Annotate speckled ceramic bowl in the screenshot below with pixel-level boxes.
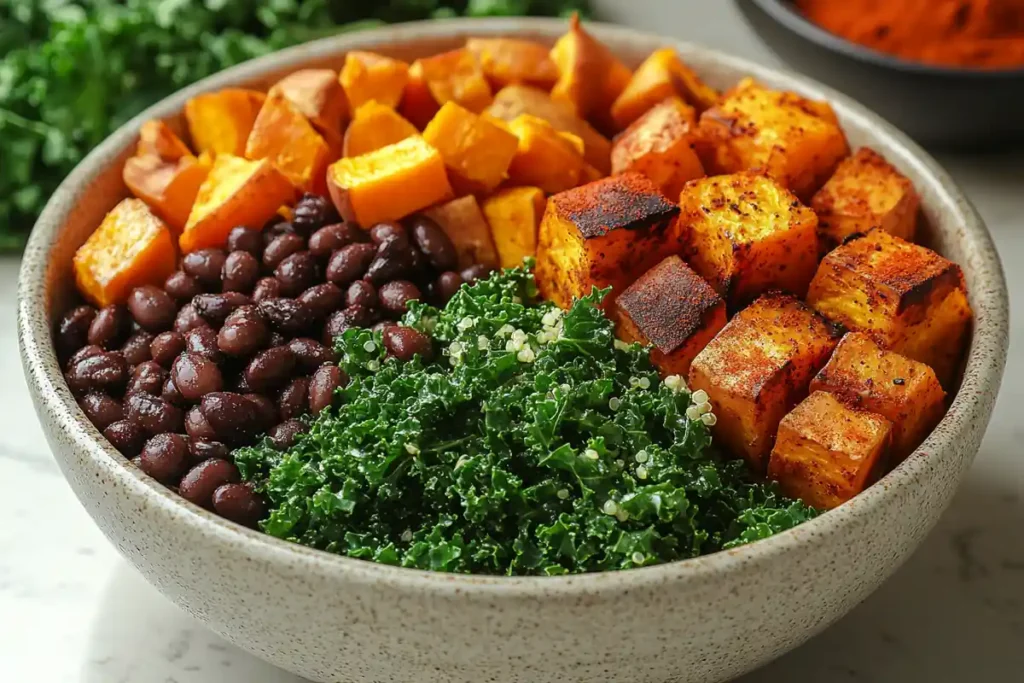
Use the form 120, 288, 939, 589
17, 18, 1009, 683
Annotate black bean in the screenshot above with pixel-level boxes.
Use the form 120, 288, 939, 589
434, 271, 464, 304
185, 405, 217, 440
461, 263, 494, 284
244, 346, 296, 392
66, 351, 128, 394
172, 353, 224, 401
405, 243, 426, 278
164, 271, 203, 302
182, 248, 227, 289
309, 364, 345, 414
269, 419, 308, 450
103, 420, 146, 457
217, 308, 269, 357
383, 326, 433, 361
56, 305, 97, 361
226, 226, 263, 256
79, 392, 124, 431
173, 303, 209, 334
365, 246, 413, 285
287, 338, 334, 372
179, 458, 239, 509
378, 280, 421, 316
233, 372, 253, 393
67, 344, 103, 371
185, 326, 223, 364
127, 285, 177, 332
127, 361, 167, 396
345, 279, 378, 310
150, 331, 186, 368
193, 292, 251, 326
309, 223, 360, 256
139, 433, 190, 484
251, 276, 282, 303
262, 218, 294, 246
297, 282, 344, 320
323, 305, 370, 345
212, 483, 265, 528
263, 233, 306, 271
268, 332, 287, 348
369, 221, 409, 249
326, 242, 376, 286
162, 376, 187, 407
121, 330, 154, 366
187, 438, 229, 464
291, 193, 336, 235
257, 298, 314, 335
200, 392, 261, 446
278, 377, 309, 420
221, 250, 260, 293
88, 304, 131, 349
244, 393, 279, 426
125, 392, 183, 435
409, 214, 458, 271
274, 251, 320, 297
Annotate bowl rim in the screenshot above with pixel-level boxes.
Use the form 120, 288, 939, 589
18, 16, 1009, 596
748, 0, 1024, 78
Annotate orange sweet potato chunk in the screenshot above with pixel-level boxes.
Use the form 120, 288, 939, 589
74, 199, 178, 308
423, 101, 519, 195
549, 14, 632, 129
136, 120, 192, 161
269, 68, 349, 148
423, 195, 500, 270
123, 155, 210, 233
506, 114, 594, 194
245, 91, 333, 194
184, 89, 265, 157
181, 155, 296, 253
411, 48, 493, 114
466, 37, 560, 89
327, 135, 454, 228
482, 186, 547, 269
343, 101, 419, 158
339, 51, 410, 114
611, 48, 719, 130
399, 61, 442, 130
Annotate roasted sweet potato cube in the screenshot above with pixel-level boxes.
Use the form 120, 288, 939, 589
343, 101, 419, 158
482, 186, 547, 269
610, 48, 718, 130
245, 92, 333, 194
811, 147, 920, 252
768, 391, 892, 509
423, 102, 519, 195
422, 195, 499, 270
410, 48, 493, 115
806, 229, 972, 386
123, 155, 210, 233
615, 256, 726, 377
269, 69, 348, 147
327, 135, 453, 228
184, 89, 265, 157
675, 173, 819, 308
486, 85, 611, 174
399, 62, 442, 130
696, 78, 849, 199
549, 14, 632, 130
74, 199, 178, 308
536, 173, 680, 309
136, 120, 192, 161
506, 115, 595, 194
339, 51, 410, 114
810, 332, 945, 461
688, 293, 842, 470
611, 97, 704, 200
181, 155, 295, 253
466, 37, 560, 89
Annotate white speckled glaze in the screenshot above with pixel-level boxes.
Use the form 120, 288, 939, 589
17, 18, 1009, 683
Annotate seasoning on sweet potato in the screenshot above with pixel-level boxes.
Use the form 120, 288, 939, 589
327, 135, 453, 229
486, 85, 612, 174
269, 68, 349, 148
184, 89, 265, 157
409, 48, 493, 115
422, 101, 519, 195
136, 120, 192, 161
611, 48, 719, 130
245, 91, 333, 194
466, 37, 560, 89
123, 154, 210, 233
74, 198, 178, 308
339, 51, 410, 114
610, 96, 704, 200
549, 14, 632, 130
343, 101, 419, 158
506, 114, 594, 194
399, 62, 442, 130
422, 195, 499, 269
180, 154, 296, 253
481, 186, 547, 269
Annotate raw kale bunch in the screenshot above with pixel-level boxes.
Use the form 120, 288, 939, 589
234, 267, 816, 575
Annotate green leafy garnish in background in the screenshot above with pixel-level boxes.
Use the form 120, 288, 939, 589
0, 0, 590, 250
234, 266, 817, 576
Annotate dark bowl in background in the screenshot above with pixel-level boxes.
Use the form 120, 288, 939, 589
735, 0, 1024, 148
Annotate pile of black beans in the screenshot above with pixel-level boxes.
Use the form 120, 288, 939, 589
55, 193, 491, 528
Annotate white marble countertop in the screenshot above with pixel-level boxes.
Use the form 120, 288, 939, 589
3, 2, 1022, 681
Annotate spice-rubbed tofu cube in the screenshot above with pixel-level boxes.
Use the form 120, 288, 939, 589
675, 173, 819, 308
611, 97, 705, 201
812, 147, 920, 252
806, 229, 972, 387
768, 391, 892, 510
615, 255, 726, 377
696, 78, 849, 199
688, 293, 842, 470
536, 173, 680, 309
810, 332, 946, 462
